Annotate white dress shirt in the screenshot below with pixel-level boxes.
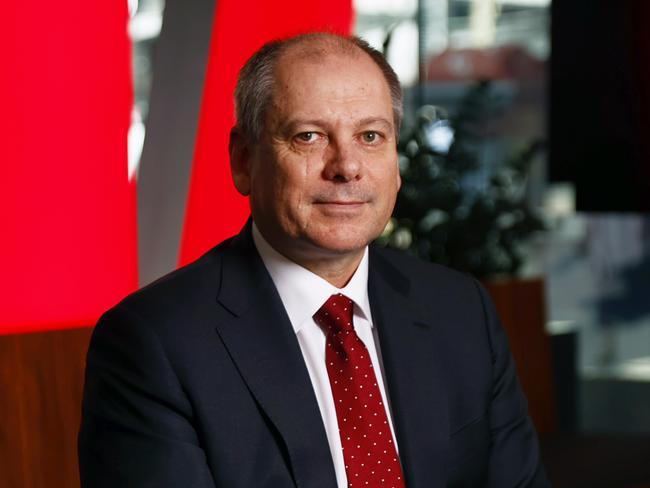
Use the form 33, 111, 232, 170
251, 223, 399, 488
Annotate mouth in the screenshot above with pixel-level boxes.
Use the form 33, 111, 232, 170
313, 200, 368, 210
313, 201, 368, 216
314, 201, 366, 205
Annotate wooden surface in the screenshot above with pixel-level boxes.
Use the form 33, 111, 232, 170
540, 435, 650, 488
484, 278, 556, 434
0, 327, 93, 488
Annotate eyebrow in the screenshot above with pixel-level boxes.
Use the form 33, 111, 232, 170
355, 117, 394, 132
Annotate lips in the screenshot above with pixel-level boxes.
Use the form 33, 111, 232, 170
315, 201, 366, 205
313, 201, 368, 217
313, 194, 371, 206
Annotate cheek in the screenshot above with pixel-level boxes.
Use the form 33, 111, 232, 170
371, 164, 400, 216
278, 151, 321, 195
268, 159, 318, 222
371, 159, 400, 190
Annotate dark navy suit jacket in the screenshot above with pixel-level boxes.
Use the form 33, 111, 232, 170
79, 224, 549, 487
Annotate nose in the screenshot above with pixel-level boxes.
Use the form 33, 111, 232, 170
323, 139, 362, 183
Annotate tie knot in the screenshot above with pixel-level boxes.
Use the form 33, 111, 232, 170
314, 293, 354, 333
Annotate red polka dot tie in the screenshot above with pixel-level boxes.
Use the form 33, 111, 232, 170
314, 293, 406, 488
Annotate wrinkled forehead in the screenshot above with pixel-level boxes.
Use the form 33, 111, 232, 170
271, 46, 387, 106
279, 36, 362, 65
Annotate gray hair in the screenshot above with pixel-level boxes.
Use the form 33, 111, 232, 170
234, 33, 403, 143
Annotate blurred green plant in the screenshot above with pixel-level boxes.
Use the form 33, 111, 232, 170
379, 81, 545, 278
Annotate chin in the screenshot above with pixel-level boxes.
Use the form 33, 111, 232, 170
305, 230, 376, 256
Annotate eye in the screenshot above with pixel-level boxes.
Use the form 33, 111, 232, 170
295, 132, 318, 143
361, 131, 381, 144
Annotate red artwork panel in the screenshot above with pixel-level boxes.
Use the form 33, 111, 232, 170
1, 2, 137, 334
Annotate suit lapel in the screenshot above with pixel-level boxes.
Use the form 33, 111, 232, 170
368, 247, 450, 488
213, 227, 337, 488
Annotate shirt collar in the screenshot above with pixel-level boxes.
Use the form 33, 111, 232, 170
252, 222, 372, 334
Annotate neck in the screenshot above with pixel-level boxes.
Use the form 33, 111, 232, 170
252, 224, 365, 288
292, 250, 365, 288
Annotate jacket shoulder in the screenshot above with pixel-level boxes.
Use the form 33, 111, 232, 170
370, 244, 478, 293
107, 237, 235, 325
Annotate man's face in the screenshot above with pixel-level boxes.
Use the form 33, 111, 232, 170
232, 49, 400, 264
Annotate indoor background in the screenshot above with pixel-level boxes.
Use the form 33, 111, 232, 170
2, 1, 649, 487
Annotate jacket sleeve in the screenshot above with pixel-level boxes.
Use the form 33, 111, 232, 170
78, 304, 216, 488
474, 281, 551, 487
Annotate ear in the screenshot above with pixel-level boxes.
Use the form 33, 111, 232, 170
229, 127, 251, 196
395, 158, 402, 191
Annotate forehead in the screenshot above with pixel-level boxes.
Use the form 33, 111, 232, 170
270, 47, 392, 119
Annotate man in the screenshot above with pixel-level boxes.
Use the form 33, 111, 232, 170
79, 33, 549, 487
